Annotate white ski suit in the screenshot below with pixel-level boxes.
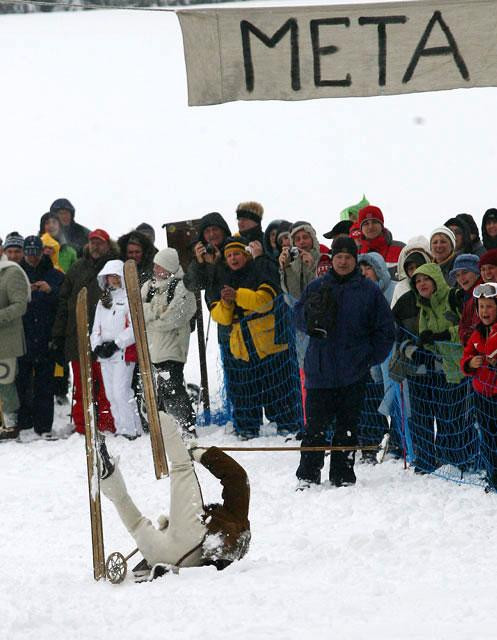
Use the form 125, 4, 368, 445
90, 260, 142, 438
101, 412, 207, 567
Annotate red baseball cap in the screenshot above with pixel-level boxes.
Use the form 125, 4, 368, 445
88, 229, 110, 243
349, 222, 362, 239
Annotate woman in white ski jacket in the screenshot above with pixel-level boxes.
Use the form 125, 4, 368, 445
141, 248, 197, 435
90, 259, 142, 439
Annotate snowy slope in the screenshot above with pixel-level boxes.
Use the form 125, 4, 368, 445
2, 7, 497, 640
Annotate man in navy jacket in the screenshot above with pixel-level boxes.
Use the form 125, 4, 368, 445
295, 237, 394, 488
17, 236, 64, 440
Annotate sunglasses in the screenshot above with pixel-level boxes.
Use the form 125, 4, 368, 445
473, 283, 497, 298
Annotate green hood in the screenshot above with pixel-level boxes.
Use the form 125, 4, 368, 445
411, 263, 450, 311
411, 262, 462, 383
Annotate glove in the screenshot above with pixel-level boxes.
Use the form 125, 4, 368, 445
399, 339, 418, 360
146, 286, 158, 303
418, 330, 435, 346
419, 329, 451, 346
48, 337, 65, 366
432, 329, 451, 342
96, 341, 119, 359
93, 344, 106, 358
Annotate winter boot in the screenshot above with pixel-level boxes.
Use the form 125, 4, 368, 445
339, 451, 357, 486
98, 438, 115, 480
0, 425, 18, 442
329, 430, 357, 487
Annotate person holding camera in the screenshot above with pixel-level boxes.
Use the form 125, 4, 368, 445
210, 238, 302, 439
279, 221, 321, 301
183, 211, 232, 307
294, 236, 395, 489
141, 248, 197, 437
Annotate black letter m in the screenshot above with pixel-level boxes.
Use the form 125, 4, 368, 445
241, 19, 300, 92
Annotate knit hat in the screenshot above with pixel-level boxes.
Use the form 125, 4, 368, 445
479, 249, 497, 268
23, 235, 43, 256
358, 205, 384, 229
429, 226, 456, 250
153, 248, 179, 274
136, 222, 156, 244
323, 220, 353, 240
223, 237, 250, 256
330, 236, 358, 260
403, 251, 428, 272
448, 253, 480, 285
50, 198, 75, 215
4, 231, 24, 250
88, 229, 110, 243
236, 201, 264, 224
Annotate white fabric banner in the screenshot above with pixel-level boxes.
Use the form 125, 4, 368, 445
177, 0, 497, 106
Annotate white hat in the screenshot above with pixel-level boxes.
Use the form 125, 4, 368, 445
429, 226, 456, 250
154, 248, 179, 274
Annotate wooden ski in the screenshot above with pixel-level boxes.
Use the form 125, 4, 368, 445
124, 259, 169, 479
76, 287, 106, 581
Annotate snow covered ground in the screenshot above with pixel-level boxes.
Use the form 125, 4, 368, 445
2, 5, 497, 640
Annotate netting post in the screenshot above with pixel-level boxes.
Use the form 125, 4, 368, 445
400, 381, 407, 470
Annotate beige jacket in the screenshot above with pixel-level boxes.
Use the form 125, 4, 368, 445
0, 261, 30, 359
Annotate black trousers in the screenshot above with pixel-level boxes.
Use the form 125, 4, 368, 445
155, 360, 196, 433
296, 378, 367, 484
474, 392, 497, 486
16, 355, 55, 434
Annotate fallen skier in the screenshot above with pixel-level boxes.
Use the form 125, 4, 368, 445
99, 412, 251, 576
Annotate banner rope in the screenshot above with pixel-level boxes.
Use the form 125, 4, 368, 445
0, 0, 176, 11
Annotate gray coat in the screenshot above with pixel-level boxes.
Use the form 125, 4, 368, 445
0, 261, 30, 359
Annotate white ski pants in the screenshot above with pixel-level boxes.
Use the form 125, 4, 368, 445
100, 360, 142, 437
101, 412, 207, 568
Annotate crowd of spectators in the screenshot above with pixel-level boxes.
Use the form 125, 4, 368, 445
2, 196, 497, 491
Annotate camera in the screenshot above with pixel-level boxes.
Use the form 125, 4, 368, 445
205, 243, 216, 256
288, 246, 300, 261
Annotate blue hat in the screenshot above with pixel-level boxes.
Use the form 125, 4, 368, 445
23, 235, 43, 256
448, 253, 480, 285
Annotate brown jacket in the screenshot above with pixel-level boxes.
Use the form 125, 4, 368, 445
200, 447, 251, 567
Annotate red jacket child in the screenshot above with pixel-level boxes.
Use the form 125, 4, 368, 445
461, 321, 497, 396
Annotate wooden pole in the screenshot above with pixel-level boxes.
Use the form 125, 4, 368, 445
217, 445, 379, 453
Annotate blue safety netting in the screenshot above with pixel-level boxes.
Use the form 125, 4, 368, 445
197, 308, 497, 491
198, 295, 304, 437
